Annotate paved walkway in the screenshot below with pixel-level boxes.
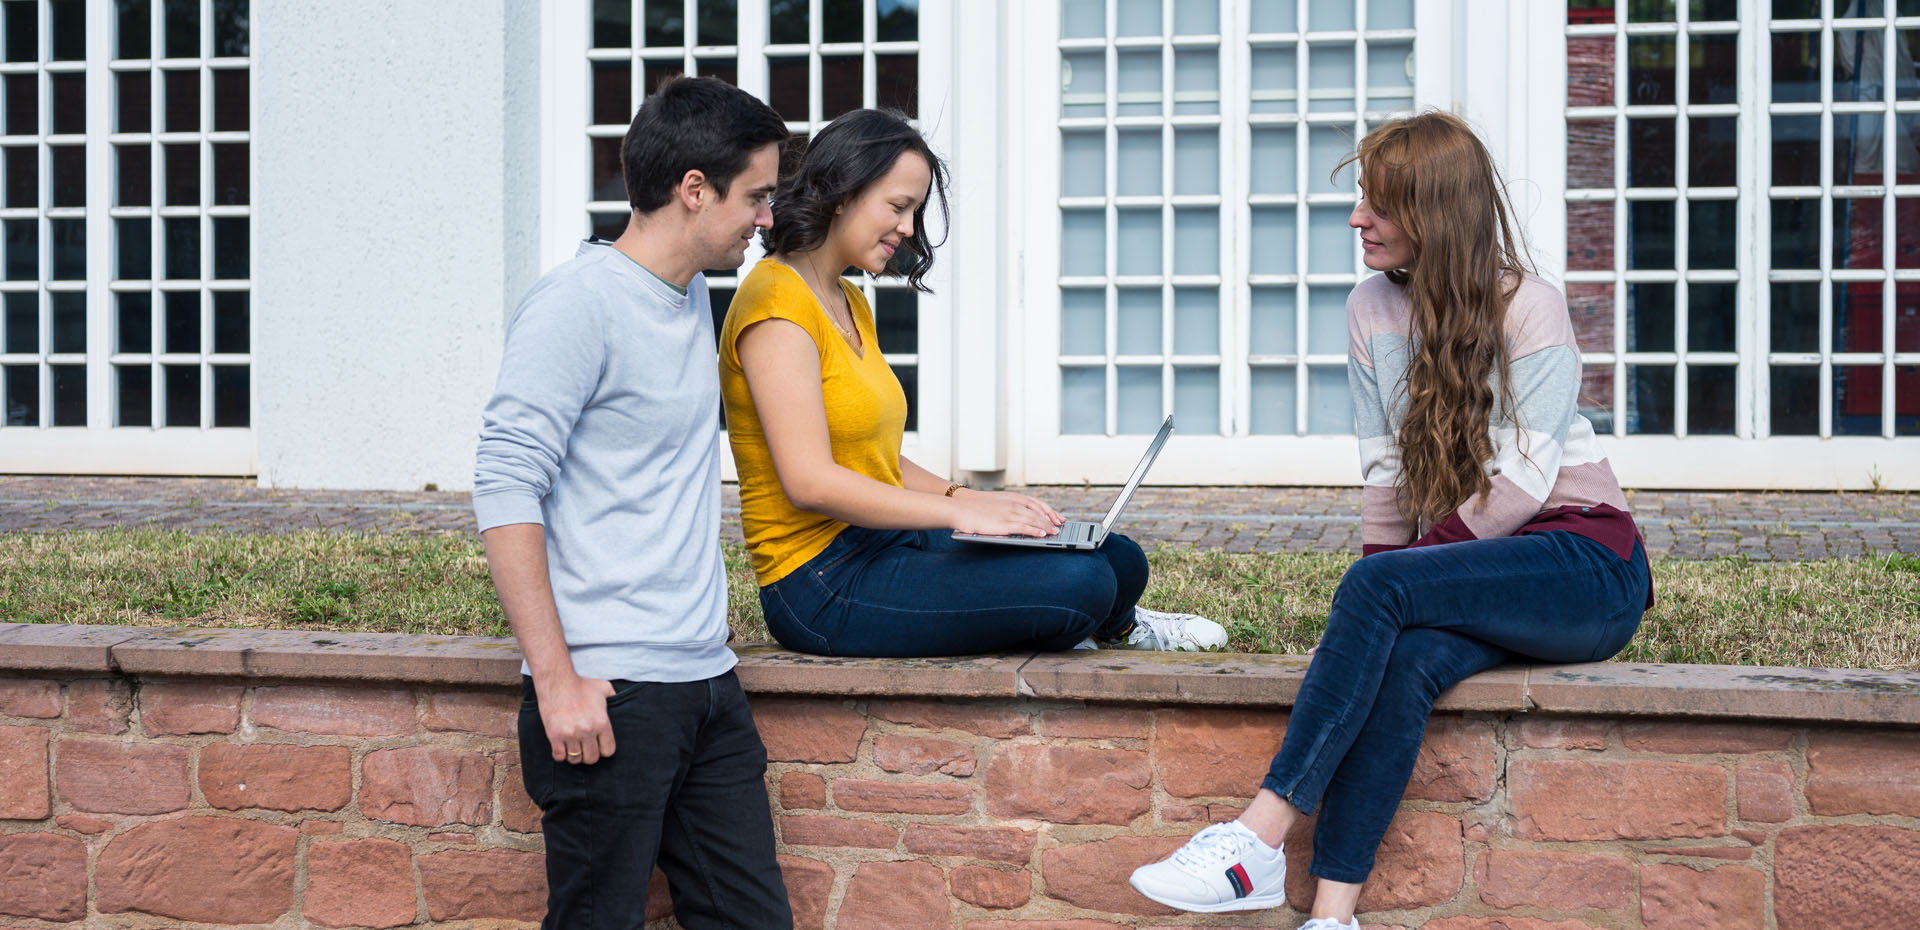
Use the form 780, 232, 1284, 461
2, 476, 1914, 560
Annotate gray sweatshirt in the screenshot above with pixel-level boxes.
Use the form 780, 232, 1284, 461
473, 239, 733, 684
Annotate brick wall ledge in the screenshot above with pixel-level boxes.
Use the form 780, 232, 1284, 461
2, 621, 1916, 725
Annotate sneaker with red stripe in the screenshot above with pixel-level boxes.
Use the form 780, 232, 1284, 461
1128, 820, 1287, 912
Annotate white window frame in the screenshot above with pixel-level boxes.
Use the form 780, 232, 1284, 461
543, 0, 954, 479
0, 0, 254, 475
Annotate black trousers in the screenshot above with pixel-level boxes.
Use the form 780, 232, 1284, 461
519, 670, 791, 930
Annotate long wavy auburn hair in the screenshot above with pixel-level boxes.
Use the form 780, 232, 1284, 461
1337, 112, 1533, 531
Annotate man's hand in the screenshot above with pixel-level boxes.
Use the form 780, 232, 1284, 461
536, 673, 617, 764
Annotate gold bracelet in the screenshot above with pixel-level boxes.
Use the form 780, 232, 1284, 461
945, 483, 966, 497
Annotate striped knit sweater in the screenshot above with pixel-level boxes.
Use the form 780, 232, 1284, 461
1348, 272, 1643, 566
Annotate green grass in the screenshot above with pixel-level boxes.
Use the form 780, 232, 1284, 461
2, 529, 1915, 669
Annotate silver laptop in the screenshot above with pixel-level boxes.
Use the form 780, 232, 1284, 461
952, 415, 1174, 550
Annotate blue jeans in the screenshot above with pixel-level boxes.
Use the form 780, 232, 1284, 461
759, 526, 1149, 656
519, 671, 790, 929
1261, 531, 1650, 883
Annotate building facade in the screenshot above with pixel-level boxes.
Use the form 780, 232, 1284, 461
0, 0, 1914, 490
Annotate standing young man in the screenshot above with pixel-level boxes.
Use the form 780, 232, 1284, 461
473, 76, 790, 929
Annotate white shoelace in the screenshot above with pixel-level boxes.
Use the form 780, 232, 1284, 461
1169, 822, 1252, 870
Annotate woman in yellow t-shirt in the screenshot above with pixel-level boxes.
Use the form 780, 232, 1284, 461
718, 109, 1225, 657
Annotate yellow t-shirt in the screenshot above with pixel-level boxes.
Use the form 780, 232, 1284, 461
719, 258, 909, 586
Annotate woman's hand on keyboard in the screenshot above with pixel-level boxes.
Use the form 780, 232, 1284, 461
949, 489, 1064, 537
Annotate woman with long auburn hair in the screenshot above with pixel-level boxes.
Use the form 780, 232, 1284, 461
1129, 112, 1652, 927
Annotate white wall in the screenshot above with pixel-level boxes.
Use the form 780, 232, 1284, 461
253, 1, 543, 490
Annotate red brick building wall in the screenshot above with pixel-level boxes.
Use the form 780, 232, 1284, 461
1, 626, 1916, 929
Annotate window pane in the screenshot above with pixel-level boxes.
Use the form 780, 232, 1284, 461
875, 54, 916, 117
1060, 289, 1104, 355
1116, 129, 1160, 196
1250, 128, 1296, 194
1250, 207, 1296, 275
697, 0, 736, 45
1173, 208, 1218, 276
4, 74, 34, 135
213, 142, 247, 205
1061, 131, 1104, 198
4, 219, 36, 280
1689, 283, 1736, 352
1835, 281, 1881, 353
164, 289, 197, 352
1061, 210, 1104, 276
1626, 364, 1675, 434
1307, 207, 1349, 274
1689, 117, 1736, 187
118, 71, 151, 132
164, 69, 197, 132
50, 363, 84, 425
1834, 365, 1881, 435
117, 144, 151, 206
1061, 0, 1102, 38
1688, 200, 1736, 270
213, 217, 247, 280
3, 292, 33, 353
212, 364, 247, 426
1771, 31, 1819, 103
1307, 0, 1354, 31
873, 289, 915, 355
1366, 40, 1413, 110
164, 217, 197, 279
1835, 197, 1882, 270
1689, 33, 1737, 105
1568, 282, 1614, 354
1580, 365, 1614, 433
1306, 286, 1345, 354
767, 56, 807, 121
1628, 282, 1675, 352
1250, 46, 1297, 114
50, 146, 85, 207
1116, 208, 1161, 275
1628, 118, 1674, 188
164, 142, 197, 206
118, 217, 151, 279
1173, 288, 1217, 355
1173, 0, 1217, 34
49, 0, 85, 60
767, 0, 804, 44
1371, 0, 1414, 30
1173, 49, 1219, 115
1688, 365, 1736, 435
1252, 0, 1297, 32
1116, 49, 1161, 116
1117, 366, 1161, 433
1627, 201, 1674, 269
821, 55, 861, 120
1629, 1, 1675, 24
117, 0, 151, 59
1115, 0, 1158, 36
1771, 115, 1820, 187
1249, 287, 1295, 355
50, 73, 85, 134
1306, 365, 1351, 433
592, 61, 630, 125
163, 0, 198, 57
1174, 367, 1218, 432
2, 364, 36, 425
116, 292, 151, 353
1061, 367, 1105, 433
116, 364, 151, 426
1250, 368, 1296, 434
4, 2, 36, 63
1307, 126, 1350, 193
1770, 198, 1819, 269
1173, 128, 1219, 196
211, 292, 246, 353
636, 0, 676, 46
1832, 113, 1881, 186
205, 66, 240, 129
1117, 288, 1158, 354
1770, 281, 1819, 353
1628, 35, 1675, 105
1770, 366, 1817, 435
643, 60, 683, 96
50, 219, 83, 280
876, 0, 916, 41
212, 0, 247, 57
1306, 45, 1355, 112
163, 363, 197, 425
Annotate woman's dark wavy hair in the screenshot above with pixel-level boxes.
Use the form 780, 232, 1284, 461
760, 109, 950, 292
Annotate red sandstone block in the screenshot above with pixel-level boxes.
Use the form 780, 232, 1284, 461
986, 744, 1150, 825
56, 740, 189, 815
0, 726, 49, 819
500, 764, 544, 834
1805, 730, 1920, 817
1407, 717, 1497, 803
250, 684, 416, 736
836, 860, 950, 930
967, 922, 1129, 930
0, 679, 61, 719
1623, 721, 1793, 755
304, 838, 417, 929
419, 848, 546, 921
1731, 828, 1767, 846
875, 699, 1030, 738
1285, 810, 1462, 912
874, 733, 977, 776
1735, 760, 1795, 823
96, 817, 297, 923
1640, 863, 1765, 930
54, 814, 107, 835
1475, 849, 1631, 910
0, 833, 86, 921
780, 815, 898, 849
423, 690, 518, 739
1511, 717, 1610, 750
832, 778, 973, 815
951, 865, 1030, 909
781, 771, 826, 810
1775, 825, 1920, 930
778, 854, 836, 930
903, 823, 1037, 864
1033, 707, 1150, 739
1041, 835, 1186, 916
138, 681, 242, 735
66, 678, 131, 734
1154, 707, 1286, 798
752, 698, 867, 763
1648, 845, 1754, 860
1424, 919, 1607, 930
200, 743, 352, 812
359, 747, 493, 827
1509, 760, 1725, 840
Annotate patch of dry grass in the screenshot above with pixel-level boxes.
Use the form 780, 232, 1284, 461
2, 530, 1914, 668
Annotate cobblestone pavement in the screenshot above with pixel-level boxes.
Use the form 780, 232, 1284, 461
2, 475, 1915, 561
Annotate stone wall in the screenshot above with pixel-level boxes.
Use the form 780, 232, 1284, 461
0, 624, 1916, 929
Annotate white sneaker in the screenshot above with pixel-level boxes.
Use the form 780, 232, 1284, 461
1128, 820, 1286, 912
1072, 635, 1100, 650
1119, 607, 1230, 651
1301, 919, 1361, 930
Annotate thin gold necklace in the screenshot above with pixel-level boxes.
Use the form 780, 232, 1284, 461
799, 255, 858, 343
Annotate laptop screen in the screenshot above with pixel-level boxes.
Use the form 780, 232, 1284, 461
1097, 415, 1175, 531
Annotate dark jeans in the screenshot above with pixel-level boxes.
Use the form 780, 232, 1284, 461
1261, 531, 1651, 883
519, 670, 790, 930
759, 525, 1150, 656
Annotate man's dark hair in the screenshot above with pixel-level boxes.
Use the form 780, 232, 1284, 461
760, 109, 950, 292
623, 76, 788, 215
